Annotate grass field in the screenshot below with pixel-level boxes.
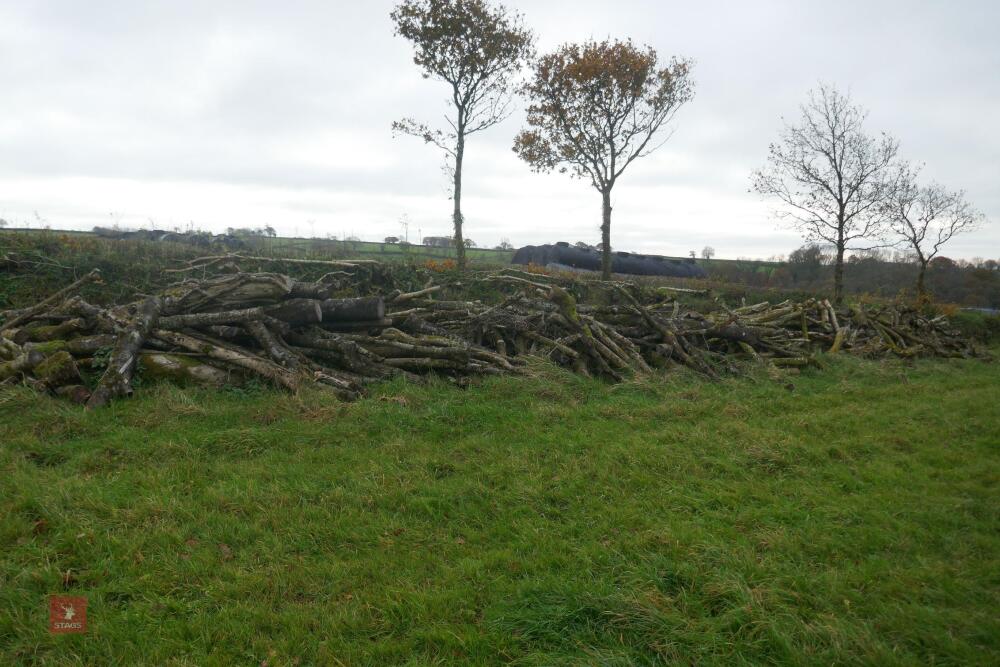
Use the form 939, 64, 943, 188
1, 352, 998, 665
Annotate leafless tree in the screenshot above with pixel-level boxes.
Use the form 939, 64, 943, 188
889, 163, 986, 299
701, 246, 715, 259
752, 84, 900, 303
391, 0, 533, 270
513, 39, 694, 279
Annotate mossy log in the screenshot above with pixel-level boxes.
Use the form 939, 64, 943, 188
13, 318, 90, 344
34, 351, 83, 388
25, 334, 117, 357
54, 385, 91, 404
152, 329, 302, 392
139, 353, 233, 386
87, 296, 163, 410
0, 349, 45, 381
0, 336, 21, 361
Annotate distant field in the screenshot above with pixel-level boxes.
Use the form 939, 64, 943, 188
2, 227, 777, 268
1, 228, 517, 265
243, 235, 517, 264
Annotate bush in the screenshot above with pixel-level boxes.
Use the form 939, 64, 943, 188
949, 310, 1000, 343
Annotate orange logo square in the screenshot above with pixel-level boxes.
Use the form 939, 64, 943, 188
49, 595, 87, 634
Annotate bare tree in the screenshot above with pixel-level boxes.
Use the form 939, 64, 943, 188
513, 39, 694, 279
752, 84, 900, 303
889, 164, 986, 300
701, 246, 715, 259
391, 0, 533, 270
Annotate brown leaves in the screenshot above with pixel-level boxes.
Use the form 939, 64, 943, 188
514, 39, 694, 191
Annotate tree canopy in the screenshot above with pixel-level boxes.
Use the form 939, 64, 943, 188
514, 39, 693, 278
752, 84, 900, 303
392, 0, 533, 269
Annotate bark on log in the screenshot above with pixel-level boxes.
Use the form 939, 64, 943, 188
162, 273, 294, 313
0, 336, 21, 361
320, 318, 393, 332
86, 296, 162, 409
158, 306, 268, 329
54, 384, 91, 405
151, 329, 302, 392
245, 320, 300, 370
284, 330, 398, 379
34, 351, 83, 388
139, 353, 233, 386
25, 334, 116, 357
12, 318, 90, 344
0, 349, 45, 381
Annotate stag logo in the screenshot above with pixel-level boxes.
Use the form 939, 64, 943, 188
48, 596, 87, 634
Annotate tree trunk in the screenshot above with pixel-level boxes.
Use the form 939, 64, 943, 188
86, 296, 162, 409
916, 260, 928, 301
600, 188, 613, 280
245, 320, 300, 370
833, 243, 846, 305
453, 133, 467, 270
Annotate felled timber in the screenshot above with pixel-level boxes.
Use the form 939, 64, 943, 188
0, 261, 987, 408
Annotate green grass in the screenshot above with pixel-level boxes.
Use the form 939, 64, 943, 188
1, 354, 998, 665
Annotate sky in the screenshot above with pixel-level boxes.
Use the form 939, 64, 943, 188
0, 0, 997, 260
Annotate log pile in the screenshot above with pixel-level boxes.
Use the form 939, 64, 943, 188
0, 264, 986, 407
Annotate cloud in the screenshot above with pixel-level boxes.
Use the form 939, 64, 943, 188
0, 0, 996, 259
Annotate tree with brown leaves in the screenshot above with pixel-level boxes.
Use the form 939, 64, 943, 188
391, 0, 533, 270
752, 84, 900, 304
513, 40, 694, 280
889, 164, 986, 300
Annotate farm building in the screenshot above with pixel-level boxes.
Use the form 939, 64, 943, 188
512, 242, 707, 278
422, 236, 454, 247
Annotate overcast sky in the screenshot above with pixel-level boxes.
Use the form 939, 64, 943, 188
1, 0, 997, 259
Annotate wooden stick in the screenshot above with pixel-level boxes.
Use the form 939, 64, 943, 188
1, 269, 101, 333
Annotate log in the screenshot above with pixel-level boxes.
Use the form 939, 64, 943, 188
139, 353, 233, 386
0, 268, 101, 333
25, 334, 116, 357
321, 297, 385, 322
285, 330, 398, 379
151, 329, 302, 392
390, 285, 443, 303
33, 351, 83, 388
245, 320, 300, 370
0, 349, 45, 381
86, 296, 163, 410
162, 273, 294, 313
358, 340, 471, 362
320, 318, 393, 332
158, 306, 268, 329
12, 318, 90, 344
54, 385, 91, 405
0, 336, 21, 361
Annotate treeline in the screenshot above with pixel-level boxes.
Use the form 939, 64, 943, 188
709, 245, 999, 308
